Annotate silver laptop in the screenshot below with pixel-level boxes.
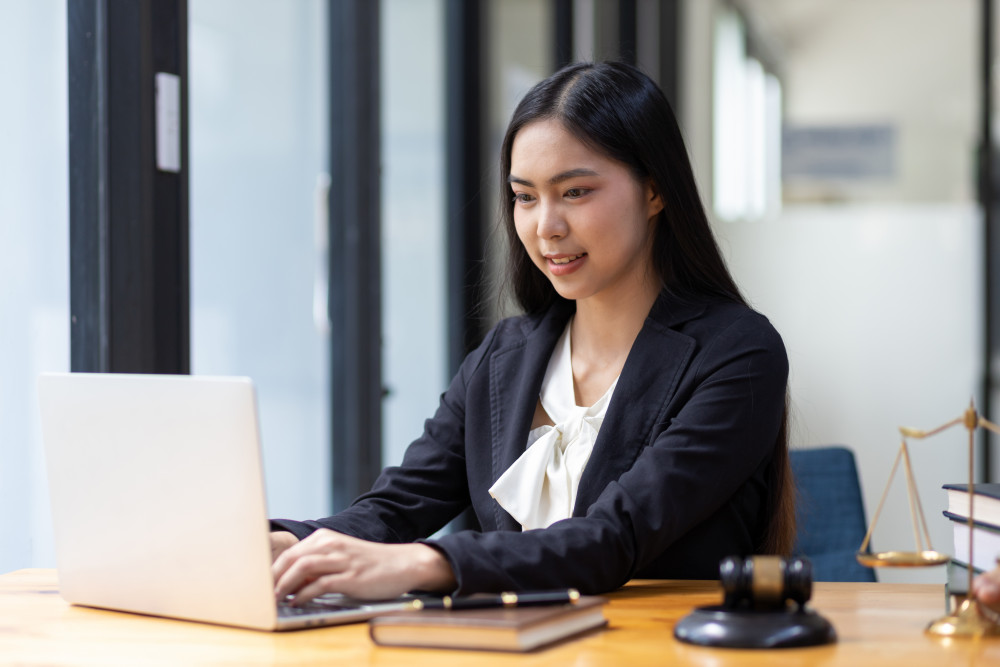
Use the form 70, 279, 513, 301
37, 372, 411, 631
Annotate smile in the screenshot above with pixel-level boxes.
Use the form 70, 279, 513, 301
545, 253, 587, 277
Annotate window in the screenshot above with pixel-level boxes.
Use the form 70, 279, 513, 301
0, 1, 69, 572
713, 7, 782, 221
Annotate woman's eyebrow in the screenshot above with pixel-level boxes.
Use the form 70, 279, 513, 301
507, 168, 600, 187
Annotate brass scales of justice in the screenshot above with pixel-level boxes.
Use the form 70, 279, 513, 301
857, 401, 1000, 637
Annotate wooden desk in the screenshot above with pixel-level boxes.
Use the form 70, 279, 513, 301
1, 569, 998, 665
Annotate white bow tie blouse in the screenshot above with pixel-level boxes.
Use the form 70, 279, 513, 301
489, 319, 619, 530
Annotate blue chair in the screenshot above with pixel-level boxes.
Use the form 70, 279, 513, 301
790, 446, 877, 582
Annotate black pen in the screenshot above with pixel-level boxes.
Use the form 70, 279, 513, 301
409, 588, 580, 611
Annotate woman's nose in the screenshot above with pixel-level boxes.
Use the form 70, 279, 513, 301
536, 201, 567, 239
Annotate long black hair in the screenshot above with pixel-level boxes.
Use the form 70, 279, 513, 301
500, 60, 744, 316
498, 61, 794, 556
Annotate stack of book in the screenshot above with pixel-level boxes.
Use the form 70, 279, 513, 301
942, 482, 1000, 610
943, 482, 1000, 571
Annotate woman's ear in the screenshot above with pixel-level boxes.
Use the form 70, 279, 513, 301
646, 181, 665, 220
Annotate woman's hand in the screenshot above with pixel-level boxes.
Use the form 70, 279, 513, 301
271, 528, 457, 604
270, 531, 300, 562
973, 564, 1000, 614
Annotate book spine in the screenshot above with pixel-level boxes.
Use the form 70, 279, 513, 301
942, 510, 1000, 533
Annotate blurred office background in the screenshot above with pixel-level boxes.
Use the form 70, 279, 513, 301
1, 0, 992, 585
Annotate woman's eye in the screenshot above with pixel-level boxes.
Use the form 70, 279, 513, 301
513, 193, 535, 204
565, 188, 588, 199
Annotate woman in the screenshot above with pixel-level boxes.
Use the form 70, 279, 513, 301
270, 61, 794, 605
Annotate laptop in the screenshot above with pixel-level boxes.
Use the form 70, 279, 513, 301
37, 372, 412, 631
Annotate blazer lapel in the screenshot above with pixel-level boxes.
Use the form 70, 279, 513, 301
487, 301, 573, 531
572, 292, 706, 515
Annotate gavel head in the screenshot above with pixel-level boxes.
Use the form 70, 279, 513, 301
719, 555, 813, 610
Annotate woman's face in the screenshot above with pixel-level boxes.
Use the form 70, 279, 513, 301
509, 119, 663, 307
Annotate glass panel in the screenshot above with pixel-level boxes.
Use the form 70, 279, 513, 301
486, 0, 553, 317
189, 0, 330, 519
0, 0, 69, 571
489, 0, 552, 147
380, 0, 448, 467
712, 9, 782, 222
712, 8, 749, 220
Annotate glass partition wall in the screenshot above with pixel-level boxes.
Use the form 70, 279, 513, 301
189, 0, 331, 519
380, 0, 448, 469
189, 0, 453, 517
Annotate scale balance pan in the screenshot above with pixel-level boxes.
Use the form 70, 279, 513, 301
855, 550, 949, 567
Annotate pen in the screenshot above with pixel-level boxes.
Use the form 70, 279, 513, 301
409, 588, 580, 611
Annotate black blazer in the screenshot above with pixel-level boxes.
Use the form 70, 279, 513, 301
272, 290, 789, 594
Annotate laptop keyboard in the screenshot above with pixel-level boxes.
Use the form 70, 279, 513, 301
277, 597, 364, 618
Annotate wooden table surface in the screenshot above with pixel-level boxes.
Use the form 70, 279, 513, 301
2, 569, 999, 665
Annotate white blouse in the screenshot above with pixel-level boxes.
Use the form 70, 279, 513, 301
489, 319, 619, 530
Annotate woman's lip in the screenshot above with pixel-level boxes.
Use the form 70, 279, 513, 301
546, 253, 586, 276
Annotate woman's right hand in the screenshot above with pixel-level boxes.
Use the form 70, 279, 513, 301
270, 531, 300, 562
271, 528, 456, 604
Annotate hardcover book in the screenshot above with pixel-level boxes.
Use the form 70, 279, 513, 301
944, 511, 1000, 573
942, 483, 1000, 528
368, 596, 608, 652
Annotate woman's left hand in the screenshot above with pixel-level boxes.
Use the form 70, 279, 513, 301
973, 564, 1000, 614
271, 528, 456, 604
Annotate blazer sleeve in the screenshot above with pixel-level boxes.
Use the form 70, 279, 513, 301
270, 324, 503, 543
427, 310, 788, 594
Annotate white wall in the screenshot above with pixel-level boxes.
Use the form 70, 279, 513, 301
683, 0, 982, 584
720, 205, 979, 584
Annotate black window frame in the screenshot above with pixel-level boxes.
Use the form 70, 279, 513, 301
68, 0, 189, 375
328, 0, 383, 511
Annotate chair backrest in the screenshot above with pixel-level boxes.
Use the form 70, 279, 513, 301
790, 446, 876, 582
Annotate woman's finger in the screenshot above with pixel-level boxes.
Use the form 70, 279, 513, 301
272, 529, 337, 583
288, 573, 351, 606
275, 551, 347, 601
